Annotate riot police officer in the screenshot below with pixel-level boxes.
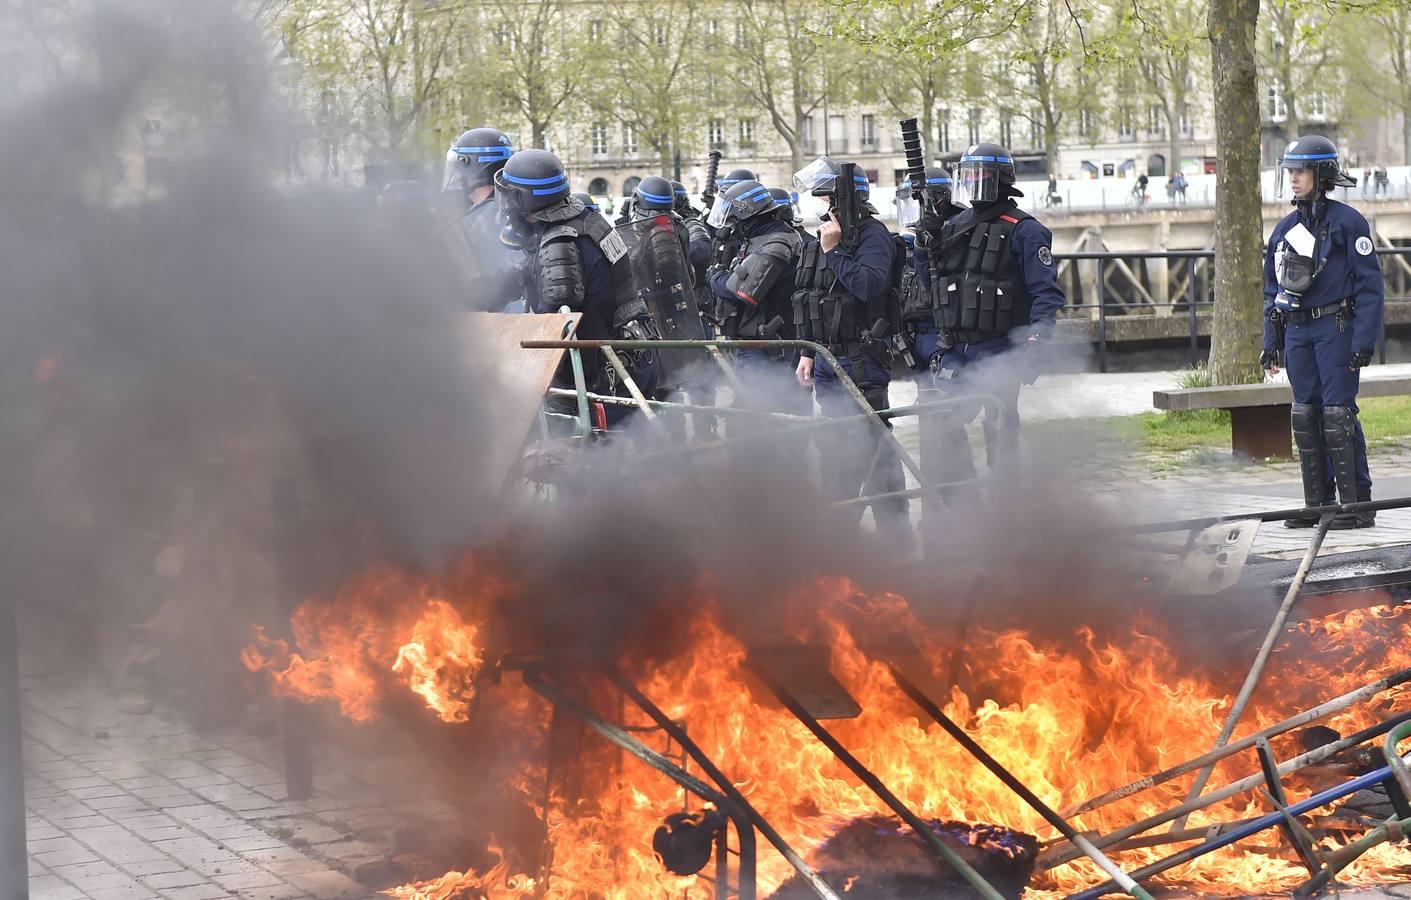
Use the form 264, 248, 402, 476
706, 179, 803, 413
768, 187, 812, 242
717, 168, 757, 196
495, 149, 661, 422
917, 143, 1065, 487
570, 191, 602, 214
442, 127, 522, 311
791, 158, 911, 546
1261, 134, 1384, 529
896, 166, 964, 374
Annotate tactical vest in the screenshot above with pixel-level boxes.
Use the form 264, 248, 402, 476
929, 204, 1034, 342
791, 219, 894, 350
725, 222, 798, 339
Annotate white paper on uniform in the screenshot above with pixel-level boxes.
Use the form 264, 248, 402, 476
1285, 222, 1316, 258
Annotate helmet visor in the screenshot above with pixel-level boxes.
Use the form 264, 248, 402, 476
442, 149, 468, 193
895, 189, 920, 228
791, 156, 836, 196
954, 160, 1001, 204
706, 194, 731, 229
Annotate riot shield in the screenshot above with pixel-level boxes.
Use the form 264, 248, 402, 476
614, 214, 707, 386
445, 199, 527, 312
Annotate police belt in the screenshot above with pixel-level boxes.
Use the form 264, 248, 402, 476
1285, 298, 1351, 325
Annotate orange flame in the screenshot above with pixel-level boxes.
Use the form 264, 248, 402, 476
247, 566, 1411, 898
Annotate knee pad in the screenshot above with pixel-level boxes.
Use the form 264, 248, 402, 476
1290, 403, 1324, 450
1322, 405, 1357, 449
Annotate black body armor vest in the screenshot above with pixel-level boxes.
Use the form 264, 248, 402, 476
928, 202, 1033, 342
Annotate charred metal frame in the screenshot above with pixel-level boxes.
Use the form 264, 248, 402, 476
1040, 495, 1411, 897
517, 666, 844, 900
520, 336, 1007, 518
745, 660, 1009, 900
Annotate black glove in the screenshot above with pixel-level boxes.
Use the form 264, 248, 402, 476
1259, 347, 1283, 370
1350, 349, 1373, 370
918, 203, 945, 239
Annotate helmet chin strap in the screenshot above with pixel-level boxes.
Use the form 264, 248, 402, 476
1295, 189, 1327, 223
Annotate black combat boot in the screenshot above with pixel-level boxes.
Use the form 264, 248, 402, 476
1323, 405, 1374, 529
1287, 403, 1329, 528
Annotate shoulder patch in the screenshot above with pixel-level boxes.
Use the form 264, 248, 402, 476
599, 229, 628, 264
1355, 235, 1374, 257
1037, 246, 1054, 266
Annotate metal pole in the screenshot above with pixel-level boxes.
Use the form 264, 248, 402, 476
747, 663, 1006, 900
1067, 762, 1406, 900
1172, 512, 1334, 831
608, 673, 840, 900
1186, 259, 1198, 365
1063, 664, 1411, 818
0, 595, 28, 900
1097, 259, 1108, 373
1039, 709, 1411, 871
521, 671, 758, 900
271, 477, 313, 801
888, 667, 1156, 900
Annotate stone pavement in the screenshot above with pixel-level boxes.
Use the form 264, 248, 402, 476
18, 620, 469, 900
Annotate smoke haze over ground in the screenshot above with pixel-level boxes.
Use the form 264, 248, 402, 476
0, 0, 1258, 770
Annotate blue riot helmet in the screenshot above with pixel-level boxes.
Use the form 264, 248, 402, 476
443, 127, 513, 195
791, 156, 870, 200
953, 143, 1019, 204
896, 165, 954, 228
1277, 134, 1357, 198
493, 148, 572, 220
718, 167, 757, 192
706, 179, 775, 228
570, 191, 599, 212
767, 186, 799, 225
633, 175, 676, 212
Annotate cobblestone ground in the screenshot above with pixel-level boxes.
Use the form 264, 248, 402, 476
20, 623, 468, 900
24, 366, 1411, 899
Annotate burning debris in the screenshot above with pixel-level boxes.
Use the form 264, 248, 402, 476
767, 816, 1037, 899
240, 559, 1411, 899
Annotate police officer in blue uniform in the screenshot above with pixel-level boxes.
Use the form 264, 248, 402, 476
916, 143, 1065, 487
495, 149, 661, 423
1261, 134, 1384, 529
706, 179, 802, 410
791, 158, 912, 547
441, 127, 522, 311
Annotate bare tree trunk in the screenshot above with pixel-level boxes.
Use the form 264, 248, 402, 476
1207, 0, 1265, 385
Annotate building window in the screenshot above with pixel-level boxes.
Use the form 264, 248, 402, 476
1000, 115, 1013, 150
828, 114, 845, 154
1148, 105, 1165, 137
592, 122, 608, 156
967, 108, 981, 147
1267, 88, 1287, 122
708, 119, 725, 150
1307, 92, 1326, 120
1118, 106, 1134, 140
861, 114, 876, 148
623, 123, 639, 156
493, 21, 511, 49
1078, 108, 1095, 140
707, 18, 719, 37
706, 74, 719, 102
803, 116, 816, 153
589, 19, 603, 42
738, 118, 754, 148
938, 111, 950, 154
1030, 113, 1042, 149
653, 21, 667, 47
735, 21, 746, 48
1180, 104, 1193, 136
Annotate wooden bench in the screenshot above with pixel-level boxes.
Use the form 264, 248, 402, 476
1152, 375, 1411, 459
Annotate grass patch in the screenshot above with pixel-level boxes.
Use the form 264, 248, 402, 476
1134, 392, 1411, 458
